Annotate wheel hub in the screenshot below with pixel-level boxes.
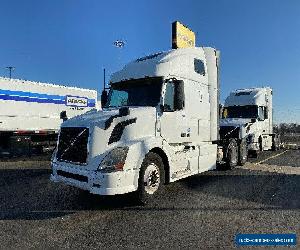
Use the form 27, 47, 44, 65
143, 163, 160, 194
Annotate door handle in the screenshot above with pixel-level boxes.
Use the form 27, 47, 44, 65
181, 133, 190, 137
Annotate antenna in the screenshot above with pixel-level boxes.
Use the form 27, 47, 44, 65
5, 66, 15, 79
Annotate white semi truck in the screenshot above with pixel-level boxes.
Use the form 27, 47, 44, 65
0, 77, 98, 156
50, 46, 249, 202
220, 87, 279, 158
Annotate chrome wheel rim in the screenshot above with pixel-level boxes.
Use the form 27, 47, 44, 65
143, 163, 160, 194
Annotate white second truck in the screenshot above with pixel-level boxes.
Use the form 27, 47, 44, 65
50, 47, 250, 202
220, 87, 280, 158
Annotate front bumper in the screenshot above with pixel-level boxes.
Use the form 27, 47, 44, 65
50, 162, 137, 195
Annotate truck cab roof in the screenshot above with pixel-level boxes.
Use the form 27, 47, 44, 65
110, 47, 216, 84
224, 87, 272, 107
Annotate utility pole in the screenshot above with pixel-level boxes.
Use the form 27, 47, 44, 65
5, 66, 15, 79
103, 68, 106, 90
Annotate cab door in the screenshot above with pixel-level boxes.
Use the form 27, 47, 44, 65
159, 80, 187, 143
159, 79, 199, 181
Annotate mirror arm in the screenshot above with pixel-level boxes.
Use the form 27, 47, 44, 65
159, 104, 164, 112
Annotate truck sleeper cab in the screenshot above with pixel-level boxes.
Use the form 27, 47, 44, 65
51, 47, 230, 202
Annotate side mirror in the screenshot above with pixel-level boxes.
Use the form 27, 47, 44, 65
174, 80, 185, 111
101, 90, 108, 108
60, 111, 68, 121
119, 107, 130, 116
251, 118, 256, 123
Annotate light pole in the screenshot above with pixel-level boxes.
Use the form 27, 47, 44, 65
113, 39, 125, 69
5, 66, 15, 79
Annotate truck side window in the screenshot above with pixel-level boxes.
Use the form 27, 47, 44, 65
163, 82, 174, 111
264, 107, 268, 119
258, 106, 265, 121
194, 59, 205, 75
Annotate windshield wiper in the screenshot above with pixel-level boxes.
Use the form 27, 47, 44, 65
224, 126, 239, 138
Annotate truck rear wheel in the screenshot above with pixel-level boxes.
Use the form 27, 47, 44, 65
259, 136, 263, 151
226, 139, 238, 169
238, 139, 248, 166
137, 152, 165, 204
272, 134, 280, 151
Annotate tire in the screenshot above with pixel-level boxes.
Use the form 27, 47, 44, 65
225, 139, 238, 169
258, 136, 263, 151
250, 150, 258, 158
272, 134, 280, 151
137, 152, 165, 204
238, 139, 248, 166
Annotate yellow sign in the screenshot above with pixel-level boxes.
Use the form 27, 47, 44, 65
172, 21, 196, 49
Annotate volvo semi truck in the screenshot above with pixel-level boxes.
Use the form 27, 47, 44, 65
0, 77, 98, 156
50, 46, 250, 202
220, 87, 280, 158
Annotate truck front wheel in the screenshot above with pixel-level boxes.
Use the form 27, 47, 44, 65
226, 139, 238, 169
238, 139, 248, 166
137, 152, 165, 204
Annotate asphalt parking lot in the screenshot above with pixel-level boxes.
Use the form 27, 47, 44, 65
0, 150, 299, 249
249, 149, 300, 167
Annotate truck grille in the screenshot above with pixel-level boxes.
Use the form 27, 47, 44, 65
56, 127, 89, 164
220, 126, 240, 139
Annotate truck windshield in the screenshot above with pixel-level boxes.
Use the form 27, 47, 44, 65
105, 77, 162, 108
223, 105, 258, 119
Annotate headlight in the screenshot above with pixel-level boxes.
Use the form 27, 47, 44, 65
97, 147, 129, 173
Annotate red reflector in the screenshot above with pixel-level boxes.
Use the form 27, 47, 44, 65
14, 130, 31, 134
115, 162, 124, 171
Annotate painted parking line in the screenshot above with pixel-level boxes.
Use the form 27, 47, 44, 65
241, 163, 300, 175
255, 150, 289, 165
31, 210, 78, 213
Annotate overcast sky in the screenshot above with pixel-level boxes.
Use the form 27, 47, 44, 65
0, 0, 299, 123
